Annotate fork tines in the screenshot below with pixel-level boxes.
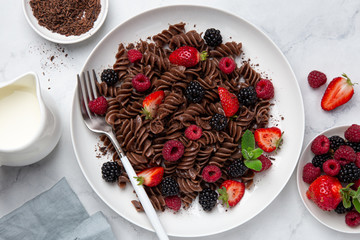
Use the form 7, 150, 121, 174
77, 70, 99, 118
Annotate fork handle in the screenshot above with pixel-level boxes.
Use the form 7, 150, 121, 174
107, 132, 169, 240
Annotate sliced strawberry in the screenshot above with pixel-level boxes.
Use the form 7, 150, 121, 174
135, 167, 164, 187
218, 87, 239, 117
254, 127, 282, 153
321, 74, 354, 111
141, 90, 165, 119
169, 46, 207, 67
218, 180, 245, 207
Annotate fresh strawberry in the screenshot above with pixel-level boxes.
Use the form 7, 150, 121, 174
169, 46, 207, 67
218, 180, 245, 207
321, 74, 354, 111
306, 175, 342, 211
135, 167, 164, 187
218, 87, 239, 117
254, 127, 282, 153
141, 90, 165, 119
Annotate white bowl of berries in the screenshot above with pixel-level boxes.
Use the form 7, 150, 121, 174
297, 124, 360, 233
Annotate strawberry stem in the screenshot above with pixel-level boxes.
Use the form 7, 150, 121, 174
342, 73, 355, 86
217, 186, 230, 208
200, 51, 208, 61
340, 184, 360, 213
134, 176, 144, 185
141, 107, 152, 120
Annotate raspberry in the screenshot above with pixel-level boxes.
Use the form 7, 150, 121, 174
307, 70, 327, 88
329, 135, 345, 151
162, 140, 184, 162
356, 152, 360, 168
185, 125, 202, 140
131, 74, 151, 92
88, 96, 108, 115
228, 159, 248, 178
218, 57, 236, 74
345, 124, 360, 143
101, 161, 121, 182
254, 155, 272, 172
238, 86, 257, 107
210, 113, 227, 131
345, 211, 360, 227
311, 135, 330, 155
312, 153, 332, 169
185, 81, 205, 103
101, 69, 118, 86
201, 165, 222, 183
165, 195, 181, 212
302, 163, 321, 184
127, 49, 142, 63
334, 145, 356, 166
161, 177, 179, 196
204, 28, 222, 47
199, 188, 218, 211
322, 159, 341, 176
255, 79, 274, 100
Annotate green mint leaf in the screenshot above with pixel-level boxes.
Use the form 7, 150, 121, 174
252, 148, 263, 160
353, 198, 360, 214
242, 148, 251, 160
244, 159, 262, 171
354, 186, 360, 198
241, 130, 255, 152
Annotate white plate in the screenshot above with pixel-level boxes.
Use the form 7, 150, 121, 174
297, 125, 360, 234
22, 0, 108, 44
70, 5, 304, 237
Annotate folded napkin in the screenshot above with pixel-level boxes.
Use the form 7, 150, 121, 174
0, 178, 116, 240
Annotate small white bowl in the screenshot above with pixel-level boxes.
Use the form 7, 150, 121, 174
22, 0, 108, 44
296, 125, 360, 233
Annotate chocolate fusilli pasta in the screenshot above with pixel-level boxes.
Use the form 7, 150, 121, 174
96, 23, 275, 212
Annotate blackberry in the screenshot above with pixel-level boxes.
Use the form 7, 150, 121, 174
101, 69, 118, 86
345, 142, 360, 152
160, 177, 179, 196
237, 86, 257, 107
329, 135, 345, 151
101, 161, 122, 182
311, 153, 331, 169
337, 163, 360, 183
335, 201, 353, 214
199, 188, 218, 211
185, 81, 205, 103
210, 113, 227, 131
228, 159, 248, 178
204, 28, 222, 47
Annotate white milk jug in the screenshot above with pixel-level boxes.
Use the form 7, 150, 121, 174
0, 72, 61, 166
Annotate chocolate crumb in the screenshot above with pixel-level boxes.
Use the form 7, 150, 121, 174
50, 56, 54, 61
29, 0, 101, 37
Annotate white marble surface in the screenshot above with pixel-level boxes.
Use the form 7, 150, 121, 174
1, 0, 360, 239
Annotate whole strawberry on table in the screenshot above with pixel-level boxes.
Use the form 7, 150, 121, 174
302, 124, 360, 227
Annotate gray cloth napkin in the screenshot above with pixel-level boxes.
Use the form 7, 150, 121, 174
0, 178, 116, 240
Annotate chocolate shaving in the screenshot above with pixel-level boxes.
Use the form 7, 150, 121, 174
29, 0, 101, 36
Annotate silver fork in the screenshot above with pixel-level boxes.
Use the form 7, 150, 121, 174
77, 70, 169, 240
